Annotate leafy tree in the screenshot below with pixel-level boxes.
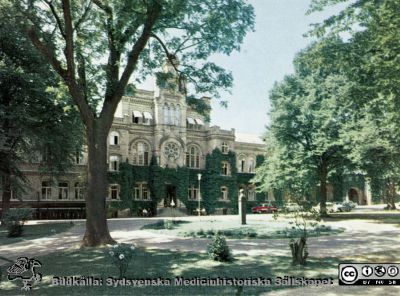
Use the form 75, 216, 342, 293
308, 0, 400, 207
256, 42, 353, 215
4, 0, 255, 246
0, 17, 83, 219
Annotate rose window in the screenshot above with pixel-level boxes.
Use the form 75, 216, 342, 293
164, 142, 180, 160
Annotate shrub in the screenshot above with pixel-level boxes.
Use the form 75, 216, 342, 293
3, 208, 33, 237
197, 229, 205, 237
105, 243, 136, 278
163, 220, 174, 230
207, 233, 233, 262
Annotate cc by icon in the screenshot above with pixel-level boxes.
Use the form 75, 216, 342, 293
341, 266, 358, 283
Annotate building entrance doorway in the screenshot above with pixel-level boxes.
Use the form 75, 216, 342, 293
164, 185, 177, 207
348, 188, 359, 204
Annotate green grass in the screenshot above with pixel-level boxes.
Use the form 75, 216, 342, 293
0, 222, 74, 246
141, 219, 344, 239
0, 247, 339, 295
140, 220, 190, 230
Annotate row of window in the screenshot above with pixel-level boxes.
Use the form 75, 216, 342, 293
40, 182, 119, 200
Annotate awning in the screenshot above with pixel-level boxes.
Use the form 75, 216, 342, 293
187, 117, 195, 124
195, 118, 204, 125
133, 111, 142, 118
143, 112, 153, 120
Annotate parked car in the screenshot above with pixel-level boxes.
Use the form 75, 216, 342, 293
347, 201, 358, 208
283, 203, 303, 212
252, 202, 278, 214
334, 202, 352, 212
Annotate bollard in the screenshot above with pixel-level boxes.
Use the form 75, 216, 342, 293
239, 189, 247, 225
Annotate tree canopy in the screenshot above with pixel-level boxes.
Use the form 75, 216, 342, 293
4, 0, 255, 246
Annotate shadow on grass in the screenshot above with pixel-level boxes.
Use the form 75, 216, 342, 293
0, 247, 339, 296
0, 223, 74, 246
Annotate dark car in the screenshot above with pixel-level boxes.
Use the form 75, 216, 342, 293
252, 202, 278, 214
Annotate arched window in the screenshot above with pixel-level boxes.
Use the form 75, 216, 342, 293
109, 155, 120, 171
248, 158, 255, 173
220, 186, 228, 200
109, 131, 119, 145
221, 142, 229, 154
108, 184, 120, 200
131, 142, 150, 166
238, 155, 246, 173
163, 104, 169, 124
221, 161, 230, 176
248, 186, 256, 201
74, 182, 85, 200
175, 105, 181, 125
186, 146, 200, 168
169, 105, 175, 125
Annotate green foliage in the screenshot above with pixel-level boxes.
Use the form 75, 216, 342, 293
207, 233, 233, 262
105, 243, 136, 278
114, 148, 261, 215
3, 208, 33, 237
0, 10, 83, 210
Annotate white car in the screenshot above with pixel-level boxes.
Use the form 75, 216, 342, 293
313, 202, 337, 213
283, 203, 303, 212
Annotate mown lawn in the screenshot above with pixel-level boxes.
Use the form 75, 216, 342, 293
0, 247, 339, 295
0, 222, 73, 246
141, 219, 344, 239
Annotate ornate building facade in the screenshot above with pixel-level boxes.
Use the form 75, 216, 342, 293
1, 63, 267, 218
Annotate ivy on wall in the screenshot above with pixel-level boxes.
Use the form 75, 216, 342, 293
109, 149, 263, 216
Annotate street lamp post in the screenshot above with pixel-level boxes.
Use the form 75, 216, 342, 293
197, 173, 202, 217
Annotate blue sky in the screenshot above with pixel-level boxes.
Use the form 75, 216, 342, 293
207, 0, 346, 135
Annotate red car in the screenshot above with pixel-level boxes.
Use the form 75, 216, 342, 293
252, 202, 278, 214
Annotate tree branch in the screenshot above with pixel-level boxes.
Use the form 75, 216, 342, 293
44, 0, 66, 39
61, 0, 76, 78
26, 27, 68, 79
100, 1, 162, 126
74, 0, 93, 32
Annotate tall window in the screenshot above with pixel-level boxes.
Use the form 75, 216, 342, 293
186, 146, 200, 168
109, 155, 120, 171
58, 182, 69, 199
169, 105, 175, 125
188, 186, 199, 200
238, 156, 246, 173
175, 105, 181, 125
132, 142, 150, 166
109, 184, 119, 200
74, 182, 84, 200
163, 104, 169, 124
109, 131, 119, 145
220, 187, 228, 200
41, 181, 52, 199
221, 142, 229, 154
75, 150, 84, 165
248, 158, 255, 173
134, 183, 150, 200
221, 161, 230, 176
248, 187, 256, 201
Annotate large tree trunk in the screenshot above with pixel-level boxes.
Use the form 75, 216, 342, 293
82, 120, 115, 246
1, 174, 11, 221
387, 179, 397, 210
319, 160, 328, 216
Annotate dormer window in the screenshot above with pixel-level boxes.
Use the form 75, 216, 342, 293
221, 142, 229, 154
